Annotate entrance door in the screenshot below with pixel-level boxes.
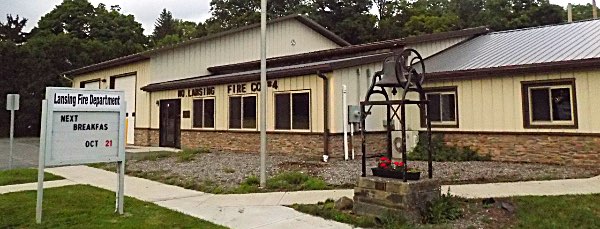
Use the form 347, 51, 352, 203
159, 99, 181, 148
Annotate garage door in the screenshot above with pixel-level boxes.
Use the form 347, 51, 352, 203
112, 75, 136, 145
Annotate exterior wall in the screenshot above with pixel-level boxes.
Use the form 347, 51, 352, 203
134, 128, 386, 158
150, 19, 341, 84
327, 36, 471, 134
149, 74, 325, 133
71, 60, 152, 129
441, 133, 600, 166
416, 69, 600, 134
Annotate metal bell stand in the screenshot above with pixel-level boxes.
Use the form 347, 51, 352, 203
360, 48, 433, 182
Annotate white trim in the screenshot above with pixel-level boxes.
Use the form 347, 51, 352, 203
228, 94, 258, 130
527, 85, 575, 125
425, 91, 458, 125
192, 97, 216, 130
273, 90, 311, 131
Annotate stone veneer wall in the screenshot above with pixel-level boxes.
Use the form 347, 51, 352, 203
134, 128, 387, 158
441, 132, 600, 166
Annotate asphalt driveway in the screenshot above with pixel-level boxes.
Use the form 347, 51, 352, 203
0, 138, 40, 170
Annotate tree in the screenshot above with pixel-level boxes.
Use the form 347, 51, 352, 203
151, 9, 208, 47
570, 3, 594, 21
204, 0, 310, 33
0, 0, 148, 136
153, 9, 177, 41
309, 0, 377, 44
0, 14, 28, 43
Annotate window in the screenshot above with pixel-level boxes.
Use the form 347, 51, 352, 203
193, 98, 214, 128
229, 95, 256, 129
522, 79, 577, 128
421, 87, 458, 128
275, 92, 310, 130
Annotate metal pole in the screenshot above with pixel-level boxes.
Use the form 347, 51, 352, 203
594, 0, 598, 19
259, 0, 268, 187
9, 109, 14, 169
116, 161, 125, 214
426, 100, 433, 179
36, 100, 47, 224
350, 124, 355, 160
343, 85, 348, 160
360, 104, 366, 177
401, 102, 407, 183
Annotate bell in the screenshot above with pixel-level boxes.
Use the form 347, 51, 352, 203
375, 56, 408, 88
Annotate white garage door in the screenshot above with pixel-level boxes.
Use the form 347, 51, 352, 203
113, 75, 136, 145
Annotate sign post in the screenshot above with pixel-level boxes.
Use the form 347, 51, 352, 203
36, 88, 126, 223
6, 94, 19, 169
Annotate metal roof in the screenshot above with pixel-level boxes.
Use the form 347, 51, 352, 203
425, 19, 600, 74
141, 52, 392, 92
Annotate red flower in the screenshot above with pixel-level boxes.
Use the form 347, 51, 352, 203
379, 162, 387, 168
398, 162, 404, 167
380, 156, 389, 161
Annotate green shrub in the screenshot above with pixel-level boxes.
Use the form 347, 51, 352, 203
176, 147, 210, 162
290, 199, 378, 228
424, 190, 463, 224
409, 134, 491, 162
266, 172, 331, 191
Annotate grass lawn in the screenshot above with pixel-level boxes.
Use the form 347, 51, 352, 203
291, 194, 600, 228
514, 194, 600, 228
0, 185, 227, 228
0, 168, 63, 186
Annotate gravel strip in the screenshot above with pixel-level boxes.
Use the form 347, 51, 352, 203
126, 151, 600, 188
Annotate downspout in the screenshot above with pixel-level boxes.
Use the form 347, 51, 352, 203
317, 71, 330, 162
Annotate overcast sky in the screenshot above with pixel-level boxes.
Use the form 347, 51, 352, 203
0, 0, 592, 35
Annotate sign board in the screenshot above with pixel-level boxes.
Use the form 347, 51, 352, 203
43, 88, 125, 166
6, 94, 19, 110
36, 87, 126, 223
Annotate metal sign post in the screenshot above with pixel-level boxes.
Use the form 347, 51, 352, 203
36, 88, 126, 224
6, 94, 19, 169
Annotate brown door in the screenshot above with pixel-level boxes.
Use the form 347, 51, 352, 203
159, 99, 181, 148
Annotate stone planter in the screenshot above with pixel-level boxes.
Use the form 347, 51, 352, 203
371, 167, 421, 180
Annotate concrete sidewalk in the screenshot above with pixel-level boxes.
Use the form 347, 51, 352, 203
442, 175, 600, 198
46, 166, 356, 229
17, 165, 598, 228
0, 180, 76, 194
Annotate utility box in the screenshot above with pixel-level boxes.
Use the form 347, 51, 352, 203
348, 105, 361, 123
391, 130, 419, 159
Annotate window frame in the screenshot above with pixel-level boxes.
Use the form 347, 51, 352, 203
79, 78, 101, 89
228, 94, 258, 130
420, 86, 459, 128
192, 97, 216, 129
521, 79, 578, 129
273, 90, 312, 131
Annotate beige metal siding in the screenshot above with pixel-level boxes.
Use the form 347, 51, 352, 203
149, 75, 324, 132
416, 69, 600, 133
71, 60, 152, 129
150, 19, 341, 84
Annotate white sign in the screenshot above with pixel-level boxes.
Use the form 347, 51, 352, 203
6, 94, 19, 111
43, 88, 125, 166
36, 87, 126, 223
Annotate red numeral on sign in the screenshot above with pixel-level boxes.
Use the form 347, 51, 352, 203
105, 140, 113, 147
